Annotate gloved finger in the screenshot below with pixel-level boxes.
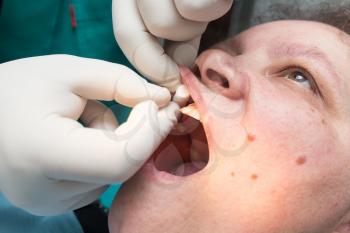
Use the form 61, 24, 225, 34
63, 186, 107, 212
174, 0, 234, 22
112, 0, 190, 92
164, 37, 198, 106
55, 181, 104, 201
164, 36, 201, 67
80, 100, 119, 131
137, 0, 207, 41
53, 55, 171, 107
26, 182, 105, 215
173, 85, 190, 107
43, 100, 179, 184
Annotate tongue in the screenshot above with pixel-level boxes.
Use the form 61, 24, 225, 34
153, 113, 209, 177
172, 162, 207, 176
172, 163, 195, 176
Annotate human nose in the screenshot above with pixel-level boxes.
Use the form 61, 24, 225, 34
196, 49, 249, 100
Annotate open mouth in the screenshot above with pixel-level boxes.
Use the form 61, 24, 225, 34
152, 101, 209, 177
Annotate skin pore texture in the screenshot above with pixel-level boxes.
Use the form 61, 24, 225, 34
109, 21, 350, 233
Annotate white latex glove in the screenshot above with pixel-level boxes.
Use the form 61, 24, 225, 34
0, 55, 179, 216
112, 0, 234, 93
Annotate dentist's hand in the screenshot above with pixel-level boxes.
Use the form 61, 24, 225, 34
0, 55, 179, 216
113, 0, 233, 92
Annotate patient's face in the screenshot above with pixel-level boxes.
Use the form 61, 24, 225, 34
109, 21, 350, 233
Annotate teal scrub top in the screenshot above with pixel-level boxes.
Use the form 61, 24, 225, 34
0, 0, 132, 232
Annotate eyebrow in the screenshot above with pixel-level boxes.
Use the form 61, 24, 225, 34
268, 42, 341, 85
269, 43, 329, 64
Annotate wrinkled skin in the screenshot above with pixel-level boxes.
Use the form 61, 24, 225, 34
109, 21, 350, 233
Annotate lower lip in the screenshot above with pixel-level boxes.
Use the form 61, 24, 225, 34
140, 159, 185, 184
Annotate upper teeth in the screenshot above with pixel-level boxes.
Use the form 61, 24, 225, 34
180, 103, 201, 121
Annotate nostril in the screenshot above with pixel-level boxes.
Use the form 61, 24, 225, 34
206, 69, 229, 88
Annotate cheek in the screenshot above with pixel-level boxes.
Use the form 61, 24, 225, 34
245, 93, 340, 201
237, 90, 344, 230
211, 76, 341, 162
247, 82, 337, 165
221, 86, 343, 218
196, 80, 347, 232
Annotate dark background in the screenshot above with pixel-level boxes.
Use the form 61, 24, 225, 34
200, 0, 256, 52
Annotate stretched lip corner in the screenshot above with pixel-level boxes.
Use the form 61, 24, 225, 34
179, 66, 206, 116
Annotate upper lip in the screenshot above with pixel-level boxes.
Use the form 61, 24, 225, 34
180, 66, 207, 118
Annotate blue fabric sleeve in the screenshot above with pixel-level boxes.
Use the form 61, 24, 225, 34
0, 193, 84, 233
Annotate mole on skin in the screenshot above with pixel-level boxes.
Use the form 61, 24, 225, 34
251, 174, 258, 180
296, 156, 307, 165
247, 133, 256, 142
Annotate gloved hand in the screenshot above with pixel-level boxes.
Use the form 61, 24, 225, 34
112, 0, 234, 93
0, 55, 179, 216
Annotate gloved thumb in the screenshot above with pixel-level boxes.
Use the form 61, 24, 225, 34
112, 101, 180, 181
44, 101, 179, 184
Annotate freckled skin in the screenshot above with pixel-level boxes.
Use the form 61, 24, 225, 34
109, 21, 350, 233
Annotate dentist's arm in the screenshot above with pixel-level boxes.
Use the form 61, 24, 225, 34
0, 55, 179, 216
112, 0, 234, 92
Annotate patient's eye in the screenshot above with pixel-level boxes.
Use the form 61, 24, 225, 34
279, 67, 320, 95
286, 69, 311, 89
